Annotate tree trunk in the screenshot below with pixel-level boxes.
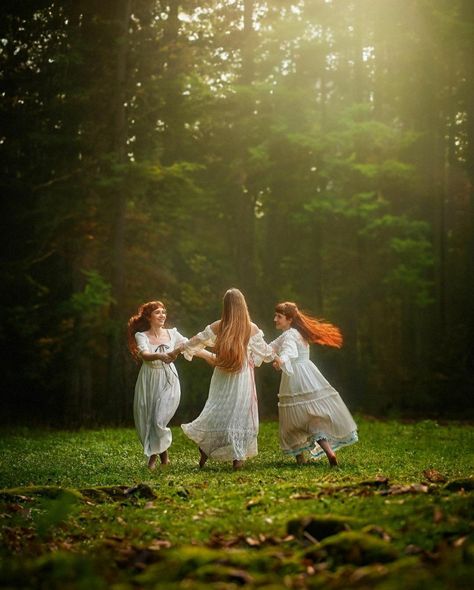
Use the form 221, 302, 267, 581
461, 0, 474, 369
162, 1, 183, 165
235, 0, 258, 303
106, 0, 132, 423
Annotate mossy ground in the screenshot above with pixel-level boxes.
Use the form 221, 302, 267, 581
0, 418, 473, 589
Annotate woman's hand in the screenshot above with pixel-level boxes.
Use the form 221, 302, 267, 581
155, 352, 170, 362
272, 356, 282, 371
194, 349, 216, 366
165, 344, 184, 362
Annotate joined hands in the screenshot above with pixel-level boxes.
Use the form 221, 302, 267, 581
160, 353, 176, 364
272, 356, 282, 371
161, 343, 185, 363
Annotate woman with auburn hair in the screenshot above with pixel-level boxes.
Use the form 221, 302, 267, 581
170, 288, 274, 470
271, 302, 357, 466
127, 300, 187, 470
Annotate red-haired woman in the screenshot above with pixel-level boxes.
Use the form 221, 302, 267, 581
127, 301, 187, 470
171, 288, 274, 470
271, 302, 358, 466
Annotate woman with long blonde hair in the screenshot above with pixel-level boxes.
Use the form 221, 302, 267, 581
271, 301, 358, 466
171, 288, 274, 470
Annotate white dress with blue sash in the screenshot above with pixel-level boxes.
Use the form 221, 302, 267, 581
270, 328, 358, 458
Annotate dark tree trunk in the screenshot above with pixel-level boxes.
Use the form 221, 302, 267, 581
461, 1, 474, 367
234, 0, 258, 303
162, 1, 183, 165
106, 0, 132, 423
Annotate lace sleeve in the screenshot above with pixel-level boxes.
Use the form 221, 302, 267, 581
172, 328, 188, 347
249, 331, 275, 367
268, 333, 284, 352
183, 325, 216, 361
277, 330, 299, 376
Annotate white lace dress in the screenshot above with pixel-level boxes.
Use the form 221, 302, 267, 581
181, 325, 274, 461
270, 328, 358, 459
134, 329, 187, 458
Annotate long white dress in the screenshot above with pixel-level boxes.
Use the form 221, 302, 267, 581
181, 325, 274, 461
134, 329, 187, 458
270, 327, 358, 459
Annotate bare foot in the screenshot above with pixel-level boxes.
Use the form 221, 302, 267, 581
199, 447, 208, 468
232, 459, 244, 470
296, 453, 307, 465
328, 453, 338, 468
147, 454, 158, 470
317, 438, 338, 468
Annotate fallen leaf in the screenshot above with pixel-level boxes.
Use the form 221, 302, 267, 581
208, 534, 241, 548
246, 496, 263, 510
148, 539, 171, 550
423, 469, 446, 483
381, 483, 429, 496
360, 475, 389, 487
6, 503, 24, 513
290, 493, 316, 500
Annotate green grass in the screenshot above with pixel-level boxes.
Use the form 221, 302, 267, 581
0, 418, 473, 589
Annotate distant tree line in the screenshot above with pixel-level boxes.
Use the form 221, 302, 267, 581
1, 0, 473, 426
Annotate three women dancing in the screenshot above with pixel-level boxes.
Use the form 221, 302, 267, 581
128, 290, 357, 470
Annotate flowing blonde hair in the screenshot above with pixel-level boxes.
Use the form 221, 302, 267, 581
127, 301, 166, 361
275, 301, 343, 348
214, 288, 252, 372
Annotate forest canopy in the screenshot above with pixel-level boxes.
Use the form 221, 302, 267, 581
1, 0, 473, 425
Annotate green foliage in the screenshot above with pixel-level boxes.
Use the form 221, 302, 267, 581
0, 0, 473, 426
362, 215, 435, 307
67, 270, 114, 316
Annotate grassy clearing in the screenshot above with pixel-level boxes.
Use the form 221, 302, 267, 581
0, 418, 473, 589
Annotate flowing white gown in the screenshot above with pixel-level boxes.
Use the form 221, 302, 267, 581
181, 325, 274, 461
270, 328, 358, 459
134, 329, 187, 458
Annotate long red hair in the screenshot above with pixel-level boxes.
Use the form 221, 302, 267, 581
214, 288, 252, 372
275, 302, 342, 348
127, 301, 166, 360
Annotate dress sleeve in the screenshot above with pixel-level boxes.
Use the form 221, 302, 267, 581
277, 330, 299, 376
183, 325, 216, 361
134, 332, 149, 354
171, 328, 188, 347
268, 333, 284, 352
249, 331, 275, 367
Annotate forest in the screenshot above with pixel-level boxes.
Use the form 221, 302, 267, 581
1, 0, 473, 426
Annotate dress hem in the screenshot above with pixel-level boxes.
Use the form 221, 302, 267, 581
181, 424, 258, 462
282, 430, 358, 457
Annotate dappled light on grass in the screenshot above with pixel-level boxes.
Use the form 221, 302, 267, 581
1, 418, 473, 588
